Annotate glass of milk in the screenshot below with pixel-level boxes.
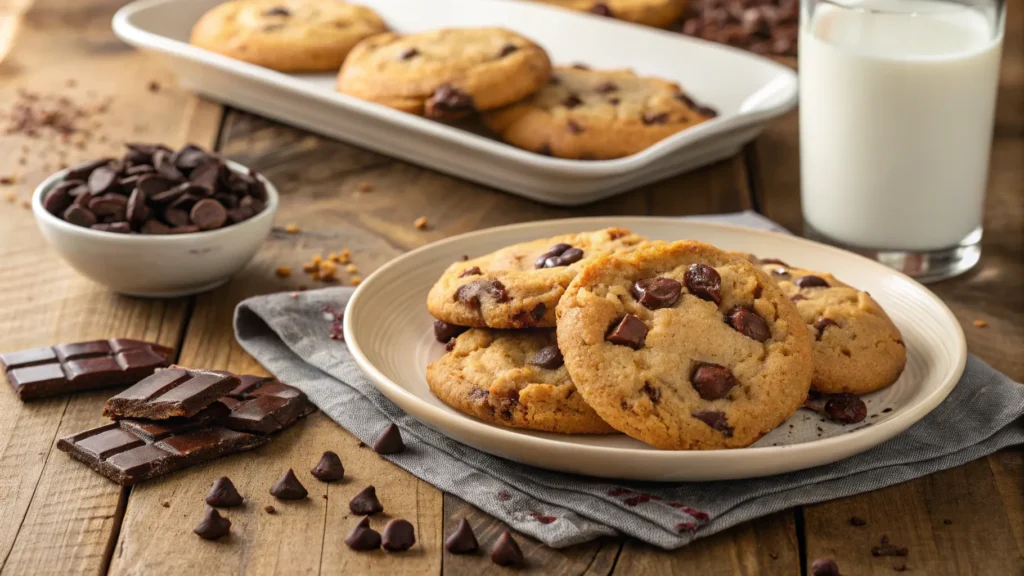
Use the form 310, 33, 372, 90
799, 0, 1004, 282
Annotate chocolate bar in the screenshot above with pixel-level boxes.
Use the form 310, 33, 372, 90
57, 420, 269, 486
0, 339, 172, 400
119, 402, 230, 442
103, 367, 239, 420
220, 376, 315, 434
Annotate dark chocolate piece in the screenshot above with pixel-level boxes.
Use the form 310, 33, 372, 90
194, 508, 231, 540
349, 486, 383, 515
345, 520, 381, 550
270, 469, 308, 500
373, 423, 405, 454
311, 451, 344, 481
119, 402, 230, 441
0, 339, 172, 400
490, 531, 524, 566
220, 376, 315, 434
103, 367, 239, 420
810, 558, 840, 576
804, 391, 867, 424
57, 422, 268, 486
445, 518, 479, 554
206, 476, 244, 507
382, 519, 416, 551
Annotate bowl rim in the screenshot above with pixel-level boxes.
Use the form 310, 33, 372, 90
32, 158, 279, 243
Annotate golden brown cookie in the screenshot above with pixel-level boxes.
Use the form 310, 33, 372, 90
533, 0, 687, 29
427, 228, 649, 329
556, 241, 813, 450
337, 28, 552, 119
482, 66, 717, 160
426, 329, 615, 434
190, 0, 388, 73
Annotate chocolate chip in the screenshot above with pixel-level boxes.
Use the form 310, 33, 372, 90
684, 264, 722, 304
726, 306, 770, 341
373, 423, 405, 454
535, 243, 571, 268
382, 519, 416, 552
425, 84, 475, 119
193, 508, 231, 540
676, 93, 697, 108
498, 43, 518, 57
270, 469, 308, 500
190, 198, 228, 230
606, 314, 648, 349
349, 486, 384, 515
88, 194, 127, 219
398, 47, 419, 60
444, 338, 456, 352
530, 345, 563, 369
530, 302, 546, 321
263, 6, 291, 16
345, 519, 381, 550
153, 149, 185, 181
172, 145, 211, 172
206, 476, 243, 507
311, 451, 344, 481
871, 536, 908, 557
87, 165, 118, 196
608, 97, 621, 105
850, 516, 867, 526
567, 119, 584, 134
455, 279, 509, 306
590, 2, 613, 16
691, 410, 733, 436
459, 266, 482, 278
445, 518, 479, 554
796, 275, 829, 288
810, 557, 840, 576
642, 112, 670, 125
490, 531, 524, 566
691, 363, 736, 400
562, 94, 583, 109
595, 81, 618, 94
813, 317, 839, 339
434, 319, 468, 343
632, 277, 682, 310
63, 205, 97, 227
163, 207, 191, 228
189, 161, 223, 193
572, 63, 591, 70
760, 258, 789, 267
126, 188, 149, 229
642, 382, 660, 403
141, 219, 173, 234
137, 175, 176, 199
804, 391, 867, 424
43, 181, 77, 215
65, 158, 111, 182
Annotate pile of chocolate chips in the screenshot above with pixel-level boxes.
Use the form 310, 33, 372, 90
42, 143, 268, 234
675, 0, 799, 57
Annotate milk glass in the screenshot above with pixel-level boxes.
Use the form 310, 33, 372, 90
799, 0, 1004, 282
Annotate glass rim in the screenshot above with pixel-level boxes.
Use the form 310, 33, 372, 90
810, 0, 1005, 17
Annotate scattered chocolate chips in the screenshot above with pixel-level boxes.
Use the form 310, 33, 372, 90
311, 451, 344, 481
606, 314, 648, 349
871, 535, 909, 557
206, 476, 243, 507
804, 391, 867, 424
425, 84, 475, 119
445, 518, 479, 554
373, 423, 405, 454
726, 306, 770, 342
349, 486, 384, 515
691, 363, 736, 400
632, 277, 682, 310
194, 508, 231, 540
813, 317, 839, 339
691, 410, 733, 437
455, 279, 509, 307
850, 516, 867, 526
684, 264, 722, 304
530, 345, 563, 369
398, 47, 420, 60
535, 243, 583, 268
458, 266, 482, 278
498, 43, 518, 57
382, 519, 416, 551
270, 469, 308, 500
490, 531, 524, 567
345, 517, 382, 550
433, 319, 468, 343
810, 557, 840, 576
676, 0, 799, 57
264, 505, 276, 514
796, 275, 829, 288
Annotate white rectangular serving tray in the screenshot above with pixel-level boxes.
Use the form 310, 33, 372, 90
114, 0, 798, 206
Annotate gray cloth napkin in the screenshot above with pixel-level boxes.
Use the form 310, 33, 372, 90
233, 212, 1024, 550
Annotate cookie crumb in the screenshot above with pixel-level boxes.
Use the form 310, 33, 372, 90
350, 276, 363, 286
161, 501, 170, 508
328, 252, 340, 262
302, 261, 319, 273
285, 224, 299, 234
21, 201, 30, 210
264, 505, 276, 514
5, 192, 16, 203
0, 175, 18, 185
319, 260, 338, 281
414, 216, 428, 230
356, 181, 372, 192
338, 249, 351, 264
275, 266, 292, 278
973, 320, 987, 328
345, 264, 358, 274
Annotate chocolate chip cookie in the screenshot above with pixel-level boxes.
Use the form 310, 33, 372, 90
426, 329, 615, 434
337, 28, 552, 119
482, 66, 717, 160
755, 258, 907, 395
190, 0, 388, 73
556, 241, 813, 449
533, 0, 688, 29
427, 228, 648, 329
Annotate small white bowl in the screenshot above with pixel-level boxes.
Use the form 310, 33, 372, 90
33, 159, 279, 298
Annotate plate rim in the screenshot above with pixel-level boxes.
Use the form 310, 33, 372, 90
343, 216, 967, 471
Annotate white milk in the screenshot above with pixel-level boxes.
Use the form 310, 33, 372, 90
799, 0, 1002, 251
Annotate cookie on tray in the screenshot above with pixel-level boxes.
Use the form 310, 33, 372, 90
533, 0, 688, 29
556, 241, 813, 450
426, 329, 616, 434
754, 258, 907, 395
190, 0, 388, 73
337, 28, 552, 119
427, 227, 648, 329
482, 66, 717, 160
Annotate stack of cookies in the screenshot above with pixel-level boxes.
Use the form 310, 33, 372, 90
189, 0, 718, 159
424, 229, 907, 450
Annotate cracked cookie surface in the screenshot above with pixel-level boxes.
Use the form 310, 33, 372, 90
556, 241, 813, 449
337, 27, 552, 118
427, 227, 648, 329
190, 0, 388, 72
426, 329, 615, 434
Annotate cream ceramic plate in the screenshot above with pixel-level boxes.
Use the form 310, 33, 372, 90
344, 218, 966, 481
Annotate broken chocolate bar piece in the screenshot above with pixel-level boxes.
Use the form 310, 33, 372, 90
0, 339, 172, 400
103, 367, 239, 420
57, 421, 268, 486
118, 402, 230, 442
220, 376, 315, 434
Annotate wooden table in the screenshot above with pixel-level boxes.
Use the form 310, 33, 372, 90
0, 1, 1020, 574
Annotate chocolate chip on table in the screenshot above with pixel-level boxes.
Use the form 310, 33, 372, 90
190, 198, 228, 230
691, 363, 736, 400
590, 2, 613, 16
632, 277, 682, 310
311, 451, 345, 481
63, 205, 97, 228
809, 557, 840, 576
455, 279, 509, 307
684, 263, 722, 304
490, 531, 524, 567
194, 508, 231, 540
813, 317, 839, 339
530, 345, 563, 369
270, 469, 308, 500
804, 391, 867, 424
206, 476, 244, 507
345, 517, 381, 550
850, 516, 867, 526
691, 410, 733, 437
446, 518, 479, 554
350, 486, 384, 515
433, 319, 468, 343
425, 84, 475, 119
726, 306, 770, 341
382, 519, 416, 552
871, 535, 909, 557
498, 43, 518, 57
796, 275, 829, 288
606, 314, 648, 349
373, 423, 405, 454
